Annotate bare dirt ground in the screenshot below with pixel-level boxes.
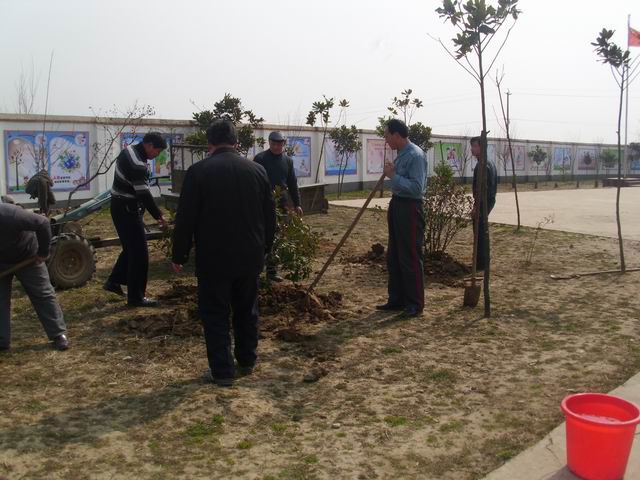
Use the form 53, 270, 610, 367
1, 205, 639, 480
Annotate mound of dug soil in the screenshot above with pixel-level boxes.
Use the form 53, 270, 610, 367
116, 281, 342, 340
425, 252, 470, 287
345, 243, 386, 265
346, 244, 469, 287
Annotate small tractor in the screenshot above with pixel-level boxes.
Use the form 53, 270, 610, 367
46, 181, 167, 289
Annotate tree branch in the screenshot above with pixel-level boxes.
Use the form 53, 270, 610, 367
428, 34, 481, 83
481, 17, 508, 54
484, 22, 517, 79
610, 65, 622, 88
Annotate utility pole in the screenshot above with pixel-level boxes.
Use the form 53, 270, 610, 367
624, 14, 631, 177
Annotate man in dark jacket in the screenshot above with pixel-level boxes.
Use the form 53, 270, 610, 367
0, 200, 69, 351
104, 132, 168, 307
254, 131, 303, 282
171, 120, 276, 387
25, 170, 56, 216
471, 136, 498, 271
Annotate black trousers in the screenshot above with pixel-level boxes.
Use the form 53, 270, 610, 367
473, 204, 494, 271
197, 272, 260, 380
387, 196, 425, 310
108, 197, 149, 303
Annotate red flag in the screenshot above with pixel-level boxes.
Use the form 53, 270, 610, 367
630, 26, 640, 47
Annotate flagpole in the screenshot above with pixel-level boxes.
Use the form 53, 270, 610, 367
624, 14, 630, 176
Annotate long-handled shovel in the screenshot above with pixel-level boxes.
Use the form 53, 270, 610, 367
307, 173, 386, 294
0, 257, 39, 280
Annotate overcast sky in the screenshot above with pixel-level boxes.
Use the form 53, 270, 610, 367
1, 0, 639, 144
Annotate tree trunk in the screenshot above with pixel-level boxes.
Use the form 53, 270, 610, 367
504, 131, 520, 231
314, 127, 328, 183
616, 74, 626, 272
477, 43, 491, 318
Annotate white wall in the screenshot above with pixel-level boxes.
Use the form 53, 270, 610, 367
1, 113, 622, 201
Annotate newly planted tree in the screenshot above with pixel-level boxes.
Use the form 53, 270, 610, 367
329, 125, 362, 199
186, 94, 264, 156
376, 89, 434, 153
65, 103, 155, 210
592, 27, 639, 272
435, 0, 521, 317
527, 146, 547, 189
458, 129, 474, 184
495, 71, 520, 230
629, 142, 640, 173
306, 96, 345, 183
600, 149, 618, 178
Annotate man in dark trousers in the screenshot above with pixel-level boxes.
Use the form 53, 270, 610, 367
25, 170, 56, 216
103, 132, 168, 307
253, 131, 303, 282
171, 120, 276, 387
470, 136, 498, 271
376, 119, 427, 318
0, 199, 69, 351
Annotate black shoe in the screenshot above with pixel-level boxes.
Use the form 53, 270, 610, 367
52, 334, 70, 351
236, 365, 255, 377
127, 297, 159, 308
376, 302, 405, 311
103, 281, 125, 297
400, 306, 423, 318
268, 274, 284, 283
203, 369, 234, 387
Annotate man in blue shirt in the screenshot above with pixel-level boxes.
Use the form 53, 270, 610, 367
377, 119, 427, 317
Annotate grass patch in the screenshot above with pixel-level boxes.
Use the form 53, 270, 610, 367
439, 419, 466, 433
182, 416, 224, 445
384, 416, 408, 427
237, 439, 253, 450
425, 368, 459, 386
382, 346, 403, 355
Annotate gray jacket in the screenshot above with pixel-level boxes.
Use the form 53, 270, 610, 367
0, 204, 51, 264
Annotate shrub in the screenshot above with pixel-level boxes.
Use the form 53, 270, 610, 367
424, 161, 472, 255
271, 188, 320, 282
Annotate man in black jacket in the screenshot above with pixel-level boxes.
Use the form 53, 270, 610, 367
471, 136, 498, 271
25, 170, 56, 216
254, 131, 303, 282
0, 200, 69, 351
104, 132, 168, 307
171, 120, 276, 387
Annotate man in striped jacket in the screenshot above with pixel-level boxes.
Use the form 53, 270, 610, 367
104, 132, 167, 307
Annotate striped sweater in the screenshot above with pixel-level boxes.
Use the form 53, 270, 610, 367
111, 142, 162, 219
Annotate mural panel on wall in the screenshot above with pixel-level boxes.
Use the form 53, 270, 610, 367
5, 130, 90, 192
366, 138, 393, 174
324, 139, 357, 176
287, 136, 312, 178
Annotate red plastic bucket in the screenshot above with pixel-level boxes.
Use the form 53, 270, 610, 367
561, 393, 640, 480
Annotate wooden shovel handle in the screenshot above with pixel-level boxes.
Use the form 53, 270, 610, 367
308, 173, 386, 293
0, 257, 39, 280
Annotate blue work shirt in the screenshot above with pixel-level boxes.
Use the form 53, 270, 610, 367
391, 142, 427, 200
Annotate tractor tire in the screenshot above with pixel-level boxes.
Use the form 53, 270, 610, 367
47, 233, 96, 289
61, 221, 83, 236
